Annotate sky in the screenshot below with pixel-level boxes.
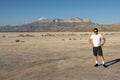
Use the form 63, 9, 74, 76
0, 0, 120, 26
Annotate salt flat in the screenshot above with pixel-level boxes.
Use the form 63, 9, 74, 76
0, 32, 120, 80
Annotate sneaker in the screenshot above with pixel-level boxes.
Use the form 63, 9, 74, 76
103, 64, 108, 68
94, 64, 99, 67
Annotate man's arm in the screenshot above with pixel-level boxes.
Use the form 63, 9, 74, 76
101, 37, 106, 46
89, 38, 93, 47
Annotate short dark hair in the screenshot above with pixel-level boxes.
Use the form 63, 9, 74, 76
93, 28, 98, 32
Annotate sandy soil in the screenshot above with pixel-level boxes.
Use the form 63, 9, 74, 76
0, 32, 120, 80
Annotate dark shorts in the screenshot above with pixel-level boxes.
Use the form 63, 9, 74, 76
93, 46, 103, 56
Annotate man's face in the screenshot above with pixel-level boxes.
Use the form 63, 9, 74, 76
93, 30, 98, 34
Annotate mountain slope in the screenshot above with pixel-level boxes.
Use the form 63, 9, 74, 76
0, 18, 120, 32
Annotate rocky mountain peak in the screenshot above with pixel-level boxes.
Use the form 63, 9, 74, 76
37, 17, 91, 23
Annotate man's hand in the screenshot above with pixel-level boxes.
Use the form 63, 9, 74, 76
100, 43, 104, 46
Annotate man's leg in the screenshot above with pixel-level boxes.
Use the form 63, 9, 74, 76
93, 47, 98, 67
100, 55, 105, 64
94, 56, 98, 67
100, 55, 107, 67
98, 46, 107, 67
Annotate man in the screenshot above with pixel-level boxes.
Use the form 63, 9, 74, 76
89, 28, 107, 67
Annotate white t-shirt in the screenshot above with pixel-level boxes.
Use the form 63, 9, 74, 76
90, 34, 103, 47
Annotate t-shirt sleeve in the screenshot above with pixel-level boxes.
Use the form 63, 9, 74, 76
90, 35, 93, 39
100, 34, 103, 38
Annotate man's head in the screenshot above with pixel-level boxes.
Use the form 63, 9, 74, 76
93, 28, 98, 34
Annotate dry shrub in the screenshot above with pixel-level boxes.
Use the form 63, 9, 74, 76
62, 39, 64, 41
18, 34, 34, 37
18, 34, 25, 37
2, 35, 6, 38
15, 39, 24, 42
16, 39, 20, 42
67, 34, 76, 36
73, 38, 77, 40
69, 38, 72, 40
44, 33, 56, 36
25, 34, 34, 37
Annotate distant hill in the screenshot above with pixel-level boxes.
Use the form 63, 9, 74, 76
0, 17, 120, 32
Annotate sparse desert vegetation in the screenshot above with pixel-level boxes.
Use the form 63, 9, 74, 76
0, 32, 120, 80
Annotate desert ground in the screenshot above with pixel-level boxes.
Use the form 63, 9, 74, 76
0, 32, 120, 80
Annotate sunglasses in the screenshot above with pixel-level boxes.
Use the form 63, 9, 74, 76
93, 30, 98, 32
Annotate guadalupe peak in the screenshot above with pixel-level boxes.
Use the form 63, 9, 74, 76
38, 17, 91, 23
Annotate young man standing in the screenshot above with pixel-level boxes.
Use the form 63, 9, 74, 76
89, 28, 107, 67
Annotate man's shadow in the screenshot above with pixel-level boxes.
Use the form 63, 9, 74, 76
105, 58, 120, 67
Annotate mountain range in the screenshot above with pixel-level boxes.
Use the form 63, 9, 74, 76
0, 17, 120, 32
